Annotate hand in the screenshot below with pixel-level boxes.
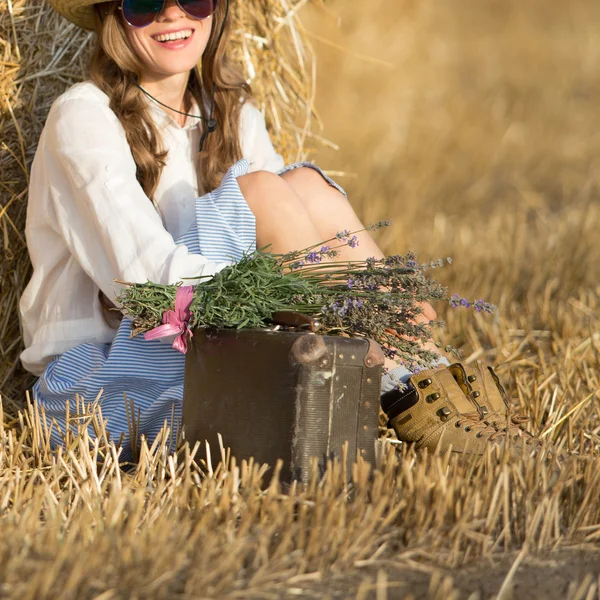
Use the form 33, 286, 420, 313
383, 300, 444, 369
416, 301, 437, 323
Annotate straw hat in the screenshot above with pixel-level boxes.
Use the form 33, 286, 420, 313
47, 0, 103, 31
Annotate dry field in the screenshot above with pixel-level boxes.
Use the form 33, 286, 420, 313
1, 0, 600, 598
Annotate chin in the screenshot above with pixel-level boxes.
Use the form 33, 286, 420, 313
156, 59, 202, 77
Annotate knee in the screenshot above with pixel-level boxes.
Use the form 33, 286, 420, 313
282, 167, 348, 210
237, 170, 283, 198
237, 170, 307, 218
280, 166, 326, 188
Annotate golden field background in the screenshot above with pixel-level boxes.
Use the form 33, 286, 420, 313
0, 0, 599, 598
310, 0, 600, 454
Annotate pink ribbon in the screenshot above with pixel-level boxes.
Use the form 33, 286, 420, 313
144, 285, 194, 354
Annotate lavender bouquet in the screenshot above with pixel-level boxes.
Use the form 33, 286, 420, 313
117, 223, 494, 370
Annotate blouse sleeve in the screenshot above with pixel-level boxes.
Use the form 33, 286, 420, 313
240, 102, 285, 173
43, 96, 231, 304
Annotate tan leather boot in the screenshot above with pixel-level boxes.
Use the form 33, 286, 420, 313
381, 367, 532, 455
448, 361, 534, 435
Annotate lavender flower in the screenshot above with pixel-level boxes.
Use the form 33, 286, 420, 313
474, 299, 496, 313
305, 245, 334, 264
367, 220, 392, 231
120, 222, 495, 374
280, 250, 301, 262
335, 229, 351, 240
450, 293, 496, 314
328, 301, 346, 318
449, 294, 462, 308
418, 256, 453, 272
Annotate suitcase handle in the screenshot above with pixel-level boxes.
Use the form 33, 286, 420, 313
271, 311, 321, 332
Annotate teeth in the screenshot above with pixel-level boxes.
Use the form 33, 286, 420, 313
154, 29, 192, 42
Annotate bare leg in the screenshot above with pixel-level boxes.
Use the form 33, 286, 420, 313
280, 167, 384, 263
240, 168, 378, 261
237, 171, 322, 254
238, 168, 444, 368
279, 167, 445, 366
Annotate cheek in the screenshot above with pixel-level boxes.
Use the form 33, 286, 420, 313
192, 21, 213, 58
125, 29, 149, 61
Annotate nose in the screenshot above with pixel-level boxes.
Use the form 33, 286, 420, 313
157, 0, 186, 21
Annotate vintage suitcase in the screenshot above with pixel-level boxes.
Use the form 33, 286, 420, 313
182, 326, 385, 482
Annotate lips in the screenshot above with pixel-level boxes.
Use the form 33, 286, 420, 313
152, 29, 194, 43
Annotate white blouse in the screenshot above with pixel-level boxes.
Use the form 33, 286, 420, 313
19, 81, 284, 376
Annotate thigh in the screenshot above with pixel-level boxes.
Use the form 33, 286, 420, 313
280, 167, 384, 260
280, 168, 358, 228
237, 170, 323, 253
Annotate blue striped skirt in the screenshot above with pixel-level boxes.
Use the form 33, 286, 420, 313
33, 160, 348, 459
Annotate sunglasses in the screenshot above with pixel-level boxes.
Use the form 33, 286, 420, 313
120, 0, 217, 28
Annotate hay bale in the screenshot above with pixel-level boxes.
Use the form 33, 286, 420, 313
0, 0, 320, 410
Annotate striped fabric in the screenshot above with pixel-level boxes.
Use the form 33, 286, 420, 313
33, 160, 348, 459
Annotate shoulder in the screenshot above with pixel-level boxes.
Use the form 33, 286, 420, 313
44, 82, 127, 151
54, 81, 110, 105
46, 81, 122, 133
49, 81, 113, 117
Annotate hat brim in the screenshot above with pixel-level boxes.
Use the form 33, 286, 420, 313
48, 0, 103, 31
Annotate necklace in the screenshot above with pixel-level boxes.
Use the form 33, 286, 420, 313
132, 81, 217, 152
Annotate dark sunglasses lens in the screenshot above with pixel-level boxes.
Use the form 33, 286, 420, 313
122, 0, 164, 27
179, 0, 217, 19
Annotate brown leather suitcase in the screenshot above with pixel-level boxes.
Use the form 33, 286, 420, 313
182, 327, 385, 482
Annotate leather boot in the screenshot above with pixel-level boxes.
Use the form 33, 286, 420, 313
448, 361, 534, 435
381, 367, 536, 455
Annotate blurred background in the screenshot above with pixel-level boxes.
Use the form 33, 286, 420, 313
299, 2, 600, 433
305, 0, 600, 305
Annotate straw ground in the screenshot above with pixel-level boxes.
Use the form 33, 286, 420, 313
1, 0, 600, 598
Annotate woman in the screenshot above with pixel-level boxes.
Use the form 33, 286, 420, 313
20, 0, 531, 459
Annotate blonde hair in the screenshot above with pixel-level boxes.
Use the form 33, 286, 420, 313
90, 1, 250, 198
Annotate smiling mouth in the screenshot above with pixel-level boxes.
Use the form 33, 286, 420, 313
153, 29, 194, 43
